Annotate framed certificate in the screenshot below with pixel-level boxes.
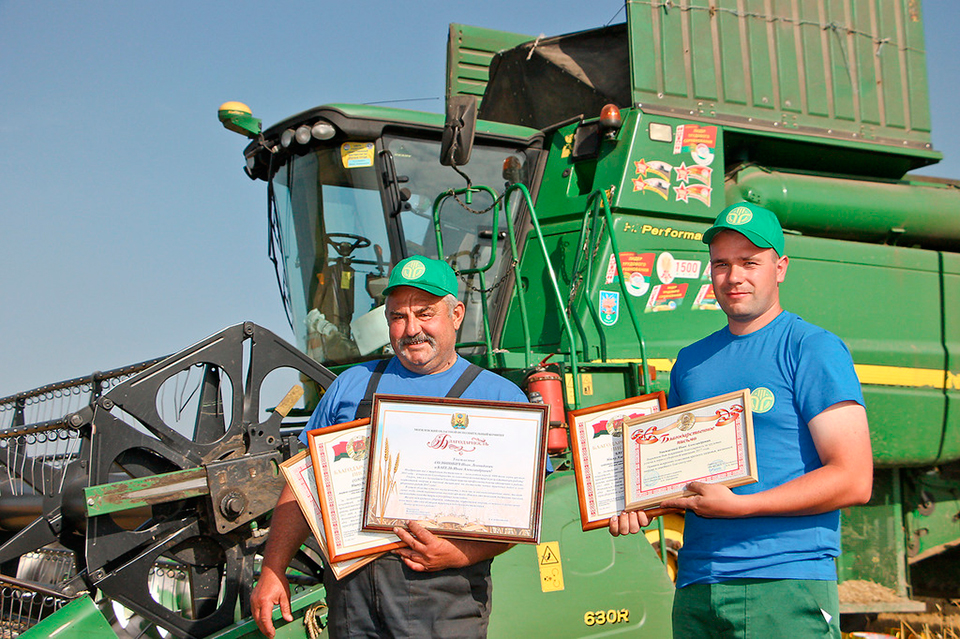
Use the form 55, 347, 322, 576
279, 451, 383, 579
306, 418, 404, 562
623, 389, 757, 511
361, 394, 550, 544
568, 392, 667, 531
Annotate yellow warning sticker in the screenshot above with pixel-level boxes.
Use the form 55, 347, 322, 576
564, 373, 594, 399
536, 541, 564, 592
341, 142, 375, 169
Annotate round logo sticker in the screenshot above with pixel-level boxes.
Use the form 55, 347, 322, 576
725, 206, 753, 226
691, 142, 714, 167
751, 387, 775, 413
656, 252, 675, 284
401, 260, 426, 280
625, 271, 649, 297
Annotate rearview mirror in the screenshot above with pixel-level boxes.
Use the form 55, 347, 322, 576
440, 95, 477, 167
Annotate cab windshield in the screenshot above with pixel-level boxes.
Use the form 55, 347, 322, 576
269, 134, 529, 366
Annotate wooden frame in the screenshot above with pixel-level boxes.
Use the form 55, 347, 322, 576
305, 418, 404, 562
361, 394, 550, 544
568, 392, 667, 531
279, 450, 383, 579
622, 389, 757, 511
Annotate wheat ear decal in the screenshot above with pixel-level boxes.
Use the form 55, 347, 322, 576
375, 438, 400, 518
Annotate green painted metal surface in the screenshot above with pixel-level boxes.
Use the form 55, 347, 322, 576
903, 468, 960, 564
943, 252, 960, 462
625, 0, 938, 165
19, 596, 117, 638
488, 471, 675, 637
727, 165, 960, 249
83, 467, 208, 516
492, 98, 959, 467
253, 103, 537, 151
839, 470, 911, 597
207, 586, 327, 639
525, 111, 725, 225
502, 183, 956, 465
461, 1, 939, 173
780, 236, 947, 466
446, 24, 531, 104
501, 211, 726, 358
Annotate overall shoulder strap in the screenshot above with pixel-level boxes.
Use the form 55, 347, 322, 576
355, 359, 390, 420
445, 363, 483, 399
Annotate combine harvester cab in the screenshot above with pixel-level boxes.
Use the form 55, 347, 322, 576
4, 1, 960, 637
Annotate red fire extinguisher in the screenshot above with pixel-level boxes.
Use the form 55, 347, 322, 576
525, 356, 568, 454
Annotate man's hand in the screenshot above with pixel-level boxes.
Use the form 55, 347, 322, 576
250, 565, 292, 639
660, 481, 741, 518
656, 401, 873, 519
392, 520, 512, 572
249, 484, 310, 638
608, 510, 650, 536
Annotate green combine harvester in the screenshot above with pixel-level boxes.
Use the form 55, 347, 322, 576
2, 1, 958, 636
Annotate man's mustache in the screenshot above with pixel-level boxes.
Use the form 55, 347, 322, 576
397, 333, 436, 349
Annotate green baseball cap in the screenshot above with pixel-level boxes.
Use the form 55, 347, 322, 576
702, 202, 785, 256
383, 256, 459, 298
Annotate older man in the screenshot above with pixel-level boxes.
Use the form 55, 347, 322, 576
610, 203, 873, 638
251, 256, 525, 638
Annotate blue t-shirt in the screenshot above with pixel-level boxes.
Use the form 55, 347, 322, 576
299, 356, 528, 440
668, 311, 864, 587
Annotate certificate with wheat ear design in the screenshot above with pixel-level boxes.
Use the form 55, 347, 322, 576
306, 418, 405, 562
361, 394, 550, 544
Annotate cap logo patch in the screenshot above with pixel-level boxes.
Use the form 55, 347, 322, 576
401, 260, 426, 280
725, 206, 753, 226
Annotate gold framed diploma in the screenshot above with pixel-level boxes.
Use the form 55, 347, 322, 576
568, 392, 667, 531
306, 418, 404, 562
623, 389, 757, 511
279, 450, 383, 579
361, 394, 550, 544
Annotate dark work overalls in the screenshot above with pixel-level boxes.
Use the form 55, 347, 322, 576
322, 358, 494, 639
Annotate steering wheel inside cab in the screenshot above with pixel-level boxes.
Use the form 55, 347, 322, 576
326, 233, 371, 258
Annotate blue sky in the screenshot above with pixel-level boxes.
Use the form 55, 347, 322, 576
1, 0, 958, 399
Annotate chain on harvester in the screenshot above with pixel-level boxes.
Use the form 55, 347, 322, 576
443, 188, 520, 294
451, 258, 519, 295
446, 188, 504, 216
565, 217, 607, 315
